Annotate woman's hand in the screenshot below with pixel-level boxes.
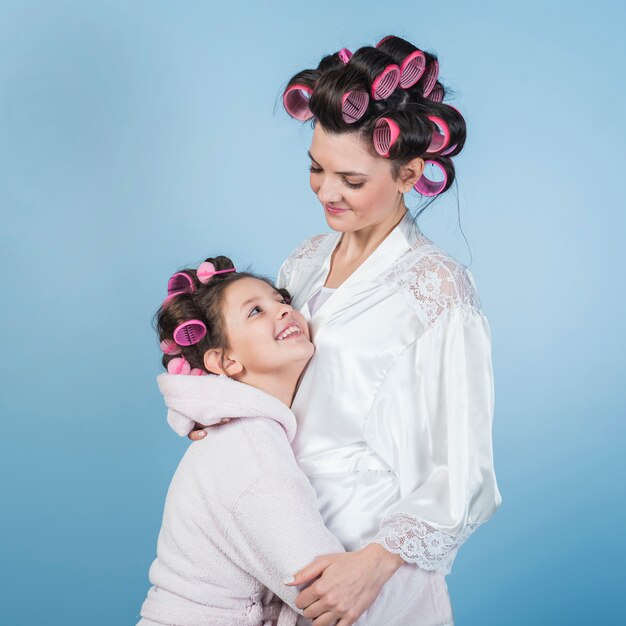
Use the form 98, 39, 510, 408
286, 543, 404, 626
187, 419, 232, 440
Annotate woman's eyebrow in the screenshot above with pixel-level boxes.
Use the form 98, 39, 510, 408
307, 151, 368, 177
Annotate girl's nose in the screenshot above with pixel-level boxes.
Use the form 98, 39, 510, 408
277, 303, 292, 319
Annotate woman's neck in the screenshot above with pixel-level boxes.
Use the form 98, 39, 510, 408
325, 201, 407, 288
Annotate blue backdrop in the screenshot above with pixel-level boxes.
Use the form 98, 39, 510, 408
1, 1, 624, 624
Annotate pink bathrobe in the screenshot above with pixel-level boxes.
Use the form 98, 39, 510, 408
138, 374, 453, 626
138, 374, 344, 626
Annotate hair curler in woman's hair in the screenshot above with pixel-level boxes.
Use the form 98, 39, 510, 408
341, 90, 369, 123
338, 48, 352, 64
427, 82, 445, 103
173, 320, 207, 346
371, 64, 401, 100
373, 117, 401, 157
414, 159, 449, 196
283, 84, 314, 121
419, 57, 439, 98
399, 50, 426, 88
426, 115, 451, 154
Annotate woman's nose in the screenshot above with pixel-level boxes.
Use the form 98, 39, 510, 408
316, 177, 342, 204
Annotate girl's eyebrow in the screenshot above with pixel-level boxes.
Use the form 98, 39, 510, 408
307, 150, 368, 177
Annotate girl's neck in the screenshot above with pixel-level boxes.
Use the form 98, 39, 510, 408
236, 366, 302, 409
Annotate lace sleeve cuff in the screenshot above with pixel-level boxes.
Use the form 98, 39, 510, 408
371, 512, 478, 575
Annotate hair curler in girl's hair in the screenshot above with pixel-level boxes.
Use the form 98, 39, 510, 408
371, 64, 401, 100
173, 320, 207, 346
283, 84, 314, 121
338, 48, 352, 64
160, 339, 182, 355
163, 271, 196, 305
168, 356, 191, 375
341, 90, 369, 123
197, 261, 236, 284
373, 117, 401, 157
399, 50, 426, 88
415, 160, 448, 196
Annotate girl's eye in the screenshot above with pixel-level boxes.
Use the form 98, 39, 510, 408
309, 165, 322, 174
343, 179, 365, 190
248, 305, 262, 317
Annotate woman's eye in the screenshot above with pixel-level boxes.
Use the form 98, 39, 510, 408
309, 165, 322, 174
344, 179, 365, 190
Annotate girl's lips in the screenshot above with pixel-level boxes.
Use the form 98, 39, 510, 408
325, 204, 350, 215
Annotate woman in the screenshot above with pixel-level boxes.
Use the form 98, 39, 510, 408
192, 35, 501, 626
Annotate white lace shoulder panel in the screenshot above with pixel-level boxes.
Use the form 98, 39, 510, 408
281, 233, 335, 278
372, 512, 478, 575
378, 237, 481, 328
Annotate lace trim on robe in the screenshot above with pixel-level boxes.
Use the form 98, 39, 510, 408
280, 233, 334, 280
378, 240, 481, 328
372, 512, 478, 575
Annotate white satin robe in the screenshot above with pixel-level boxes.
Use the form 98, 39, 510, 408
277, 212, 501, 583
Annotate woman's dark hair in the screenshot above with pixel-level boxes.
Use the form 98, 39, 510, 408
155, 255, 291, 373
283, 36, 466, 194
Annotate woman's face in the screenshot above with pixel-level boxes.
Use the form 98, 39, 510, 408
220, 277, 314, 376
308, 124, 409, 233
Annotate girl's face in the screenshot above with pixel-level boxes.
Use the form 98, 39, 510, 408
220, 277, 313, 376
308, 124, 413, 233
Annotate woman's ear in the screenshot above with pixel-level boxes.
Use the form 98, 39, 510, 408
203, 349, 244, 377
397, 157, 425, 193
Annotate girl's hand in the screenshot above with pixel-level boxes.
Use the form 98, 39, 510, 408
286, 544, 404, 626
187, 419, 232, 440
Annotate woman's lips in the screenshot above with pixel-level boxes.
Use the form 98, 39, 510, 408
325, 204, 350, 215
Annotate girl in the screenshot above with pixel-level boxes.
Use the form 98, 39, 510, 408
138, 257, 453, 626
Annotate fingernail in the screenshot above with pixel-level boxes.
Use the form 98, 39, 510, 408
198, 431, 206, 438
283, 575, 295, 584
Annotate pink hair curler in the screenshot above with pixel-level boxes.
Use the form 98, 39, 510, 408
373, 117, 400, 157
399, 50, 426, 88
173, 319, 207, 346
196, 261, 236, 284
338, 48, 352, 64
341, 90, 369, 124
371, 64, 400, 100
160, 339, 182, 355
162, 271, 196, 306
283, 84, 314, 121
168, 356, 191, 375
375, 35, 393, 48
426, 116, 451, 154
441, 143, 458, 156
414, 160, 448, 196
190, 368, 207, 376
421, 59, 439, 98
167, 272, 194, 296
427, 82, 444, 103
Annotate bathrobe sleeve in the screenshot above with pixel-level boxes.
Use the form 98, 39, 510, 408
225, 419, 345, 611
367, 305, 502, 575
